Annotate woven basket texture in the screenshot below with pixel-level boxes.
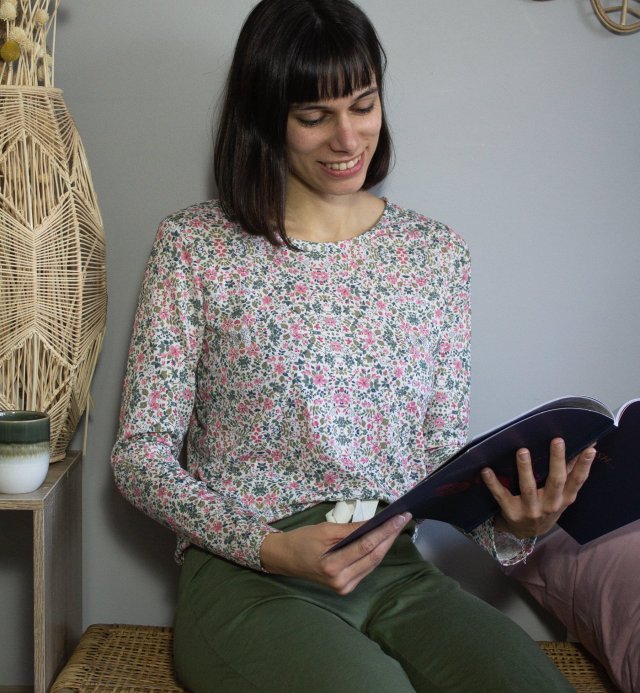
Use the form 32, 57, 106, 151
538, 641, 619, 692
50, 624, 187, 692
50, 624, 618, 693
0, 86, 106, 461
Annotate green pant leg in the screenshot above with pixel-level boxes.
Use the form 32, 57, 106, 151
173, 546, 416, 693
364, 533, 576, 693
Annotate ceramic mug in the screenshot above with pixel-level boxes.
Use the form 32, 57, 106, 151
0, 411, 50, 494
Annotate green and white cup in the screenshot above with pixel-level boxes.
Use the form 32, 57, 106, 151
0, 411, 50, 494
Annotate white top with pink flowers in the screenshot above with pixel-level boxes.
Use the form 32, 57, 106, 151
111, 199, 531, 571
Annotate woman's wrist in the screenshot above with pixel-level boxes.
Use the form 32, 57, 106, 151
259, 530, 286, 574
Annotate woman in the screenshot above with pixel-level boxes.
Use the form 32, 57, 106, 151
112, 1, 595, 690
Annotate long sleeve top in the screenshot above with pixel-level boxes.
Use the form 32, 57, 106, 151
111, 199, 530, 571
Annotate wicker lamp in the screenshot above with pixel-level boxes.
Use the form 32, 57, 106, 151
0, 0, 106, 461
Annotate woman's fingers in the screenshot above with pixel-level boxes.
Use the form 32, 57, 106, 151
481, 439, 597, 538
563, 446, 596, 501
324, 513, 412, 594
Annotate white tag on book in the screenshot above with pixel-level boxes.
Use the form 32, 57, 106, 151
326, 500, 378, 524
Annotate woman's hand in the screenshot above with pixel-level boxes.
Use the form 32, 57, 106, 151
260, 512, 412, 595
481, 438, 596, 538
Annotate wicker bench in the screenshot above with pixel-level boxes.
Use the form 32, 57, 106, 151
50, 623, 617, 692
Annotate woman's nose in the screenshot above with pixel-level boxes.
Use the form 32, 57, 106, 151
330, 115, 358, 153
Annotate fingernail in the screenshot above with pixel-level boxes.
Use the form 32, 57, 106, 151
395, 513, 409, 528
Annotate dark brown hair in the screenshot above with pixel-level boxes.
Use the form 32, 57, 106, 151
214, 0, 393, 247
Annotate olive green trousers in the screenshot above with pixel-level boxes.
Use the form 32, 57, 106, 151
173, 504, 574, 693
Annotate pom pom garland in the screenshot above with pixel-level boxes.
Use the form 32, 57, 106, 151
0, 2, 17, 21
0, 0, 58, 86
0, 38, 20, 62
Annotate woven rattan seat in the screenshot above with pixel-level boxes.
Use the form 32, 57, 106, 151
51, 623, 617, 692
537, 641, 618, 692
50, 624, 187, 692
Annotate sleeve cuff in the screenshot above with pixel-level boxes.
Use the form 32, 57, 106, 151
493, 527, 537, 566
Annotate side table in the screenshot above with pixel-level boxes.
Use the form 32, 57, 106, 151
0, 451, 82, 693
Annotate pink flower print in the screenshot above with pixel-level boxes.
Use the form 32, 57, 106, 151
294, 282, 308, 296
334, 390, 351, 407
291, 322, 305, 340
323, 471, 339, 487
247, 343, 260, 358
212, 238, 226, 252
434, 391, 447, 404
337, 286, 352, 299
386, 272, 399, 285
357, 375, 371, 389
330, 341, 342, 353
180, 250, 192, 265
313, 372, 327, 387
409, 345, 424, 361
169, 344, 182, 359
237, 265, 249, 278
241, 493, 256, 506
262, 295, 273, 307
433, 417, 446, 429
360, 329, 375, 348
148, 389, 164, 411
406, 401, 419, 415
340, 456, 355, 470
376, 299, 389, 314
274, 362, 286, 375
263, 397, 274, 411
439, 341, 451, 357
311, 270, 329, 282
241, 313, 256, 329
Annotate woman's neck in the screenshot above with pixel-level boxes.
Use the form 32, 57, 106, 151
284, 187, 385, 244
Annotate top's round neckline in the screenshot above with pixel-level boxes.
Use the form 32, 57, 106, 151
286, 199, 389, 251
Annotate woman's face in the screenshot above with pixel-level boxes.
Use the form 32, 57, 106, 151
286, 84, 382, 201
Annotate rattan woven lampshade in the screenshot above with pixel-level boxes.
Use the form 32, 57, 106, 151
0, 3, 106, 462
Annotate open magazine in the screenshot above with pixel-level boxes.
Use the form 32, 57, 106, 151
331, 396, 640, 551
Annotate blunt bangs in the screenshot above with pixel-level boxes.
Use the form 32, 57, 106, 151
286, 37, 383, 106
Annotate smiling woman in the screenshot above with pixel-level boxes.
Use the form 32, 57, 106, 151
110, 1, 592, 691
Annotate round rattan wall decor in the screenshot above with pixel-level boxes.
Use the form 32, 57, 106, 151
0, 1, 107, 461
592, 0, 640, 33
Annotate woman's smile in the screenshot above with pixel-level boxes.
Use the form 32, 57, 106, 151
320, 153, 365, 175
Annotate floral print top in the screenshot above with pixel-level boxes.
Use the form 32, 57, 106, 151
112, 199, 531, 571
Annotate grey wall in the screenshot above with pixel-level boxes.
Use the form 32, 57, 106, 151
2, 0, 639, 684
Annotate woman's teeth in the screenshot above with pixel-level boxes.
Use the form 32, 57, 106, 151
324, 155, 360, 171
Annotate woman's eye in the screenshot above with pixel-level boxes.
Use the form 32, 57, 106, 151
297, 117, 323, 127
353, 102, 375, 115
